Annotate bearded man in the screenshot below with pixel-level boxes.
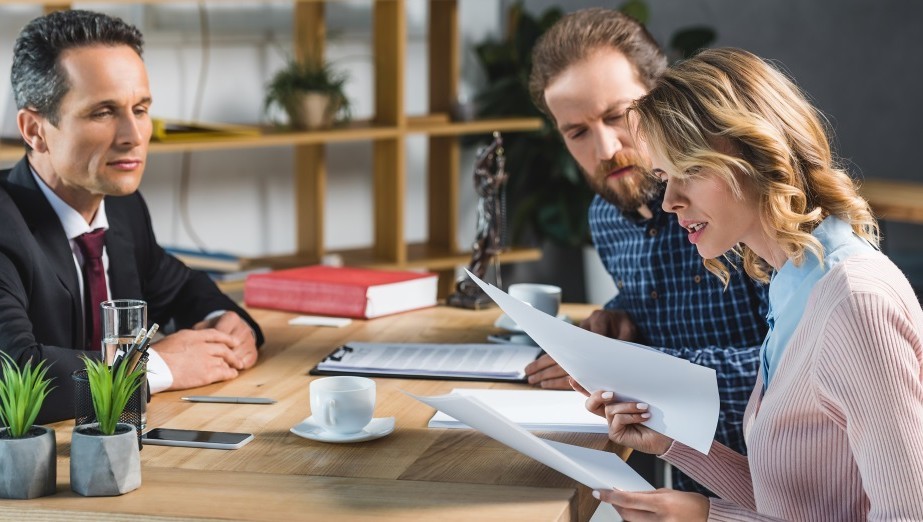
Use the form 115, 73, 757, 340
522, 8, 769, 495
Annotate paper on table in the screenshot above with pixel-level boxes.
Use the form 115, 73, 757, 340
288, 315, 352, 328
465, 269, 720, 454
411, 391, 653, 492
316, 342, 541, 380
428, 389, 608, 433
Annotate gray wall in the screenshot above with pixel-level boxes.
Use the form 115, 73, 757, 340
512, 0, 923, 285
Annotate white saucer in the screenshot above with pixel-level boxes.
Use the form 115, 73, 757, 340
494, 313, 570, 333
290, 416, 395, 443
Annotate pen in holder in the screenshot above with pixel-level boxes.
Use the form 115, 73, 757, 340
72, 358, 148, 449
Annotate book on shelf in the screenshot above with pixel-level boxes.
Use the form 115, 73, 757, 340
165, 246, 247, 273
151, 118, 260, 142
207, 267, 271, 282
244, 265, 438, 319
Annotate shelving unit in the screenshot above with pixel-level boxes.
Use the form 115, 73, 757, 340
1, 0, 544, 296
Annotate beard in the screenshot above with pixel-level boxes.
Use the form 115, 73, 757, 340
582, 149, 661, 211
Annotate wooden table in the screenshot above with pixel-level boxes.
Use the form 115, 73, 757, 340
5, 304, 619, 521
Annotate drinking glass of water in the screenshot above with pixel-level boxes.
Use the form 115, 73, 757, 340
100, 299, 147, 365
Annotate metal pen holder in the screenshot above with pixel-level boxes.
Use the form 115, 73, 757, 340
72, 362, 147, 449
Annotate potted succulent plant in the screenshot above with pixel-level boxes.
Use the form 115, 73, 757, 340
264, 58, 351, 130
70, 358, 146, 497
0, 353, 55, 499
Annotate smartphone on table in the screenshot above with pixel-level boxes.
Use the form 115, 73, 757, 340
141, 428, 253, 450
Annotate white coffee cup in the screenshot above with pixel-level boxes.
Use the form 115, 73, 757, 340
508, 283, 562, 317
310, 376, 376, 434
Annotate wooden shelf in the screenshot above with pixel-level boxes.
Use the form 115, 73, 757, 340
2, 0, 545, 297
0, 142, 24, 162
860, 179, 923, 225
407, 115, 543, 136
239, 243, 542, 272
150, 121, 401, 152
1, 115, 542, 161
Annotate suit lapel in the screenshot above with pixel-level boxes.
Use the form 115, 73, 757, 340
6, 159, 84, 343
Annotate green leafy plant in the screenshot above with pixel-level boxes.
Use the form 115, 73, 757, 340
264, 58, 352, 128
82, 358, 145, 436
471, 3, 585, 247
0, 353, 53, 438
471, 1, 715, 247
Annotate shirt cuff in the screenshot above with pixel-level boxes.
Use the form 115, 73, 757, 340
145, 347, 174, 393
659, 439, 679, 458
204, 309, 226, 323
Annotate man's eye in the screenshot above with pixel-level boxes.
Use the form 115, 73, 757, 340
568, 129, 585, 140
91, 109, 113, 118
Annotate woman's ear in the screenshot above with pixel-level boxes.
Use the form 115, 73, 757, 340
17, 108, 47, 153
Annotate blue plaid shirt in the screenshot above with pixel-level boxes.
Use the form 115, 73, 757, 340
589, 193, 769, 493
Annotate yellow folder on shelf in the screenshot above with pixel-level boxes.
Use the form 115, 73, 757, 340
150, 118, 261, 142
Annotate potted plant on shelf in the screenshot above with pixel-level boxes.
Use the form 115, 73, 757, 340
0, 353, 55, 499
70, 358, 146, 497
264, 58, 351, 130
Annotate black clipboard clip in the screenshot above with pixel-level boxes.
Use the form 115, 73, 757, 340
326, 345, 354, 362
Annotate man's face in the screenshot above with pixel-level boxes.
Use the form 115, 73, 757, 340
544, 48, 659, 211
30, 44, 152, 204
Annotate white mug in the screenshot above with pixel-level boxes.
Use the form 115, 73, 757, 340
508, 283, 562, 317
310, 376, 376, 434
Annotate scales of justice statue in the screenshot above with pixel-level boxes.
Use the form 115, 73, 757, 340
447, 131, 508, 309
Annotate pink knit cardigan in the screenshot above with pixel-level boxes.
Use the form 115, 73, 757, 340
663, 254, 923, 521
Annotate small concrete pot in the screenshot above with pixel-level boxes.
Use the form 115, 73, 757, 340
289, 91, 338, 130
0, 426, 56, 499
70, 423, 141, 496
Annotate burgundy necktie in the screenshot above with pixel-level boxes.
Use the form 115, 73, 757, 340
74, 228, 108, 350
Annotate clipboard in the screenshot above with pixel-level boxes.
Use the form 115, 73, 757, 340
309, 342, 542, 383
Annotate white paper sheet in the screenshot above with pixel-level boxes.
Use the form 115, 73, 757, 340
428, 389, 608, 433
412, 392, 653, 492
465, 269, 720, 454
288, 315, 352, 328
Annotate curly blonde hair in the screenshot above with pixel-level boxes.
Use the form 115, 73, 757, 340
631, 47, 878, 285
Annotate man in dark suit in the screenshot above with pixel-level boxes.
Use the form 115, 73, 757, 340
1, 10, 264, 423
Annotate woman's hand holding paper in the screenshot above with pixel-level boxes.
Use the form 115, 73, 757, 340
595, 488, 709, 522
570, 378, 673, 456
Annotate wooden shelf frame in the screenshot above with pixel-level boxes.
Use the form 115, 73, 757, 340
0, 0, 544, 296
0, 117, 542, 162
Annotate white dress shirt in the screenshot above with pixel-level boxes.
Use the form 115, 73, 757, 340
31, 168, 174, 393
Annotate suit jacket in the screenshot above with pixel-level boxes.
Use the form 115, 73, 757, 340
0, 157, 264, 424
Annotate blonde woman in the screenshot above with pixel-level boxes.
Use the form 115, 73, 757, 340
580, 48, 923, 521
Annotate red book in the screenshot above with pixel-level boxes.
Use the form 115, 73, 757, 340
244, 265, 438, 319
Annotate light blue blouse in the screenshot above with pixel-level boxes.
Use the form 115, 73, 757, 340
760, 216, 876, 388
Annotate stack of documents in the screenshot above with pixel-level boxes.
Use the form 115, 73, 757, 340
465, 270, 720, 454
428, 389, 608, 433
412, 391, 653, 492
